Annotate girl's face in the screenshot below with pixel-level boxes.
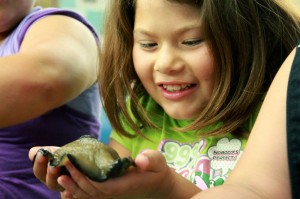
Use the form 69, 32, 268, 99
0, 0, 35, 40
133, 0, 215, 119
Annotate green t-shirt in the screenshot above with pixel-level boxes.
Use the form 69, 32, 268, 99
111, 96, 261, 190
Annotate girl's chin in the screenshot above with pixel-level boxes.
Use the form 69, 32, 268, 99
165, 111, 196, 120
160, 103, 202, 120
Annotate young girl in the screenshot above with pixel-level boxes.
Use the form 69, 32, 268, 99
30, 0, 300, 198
100, 0, 300, 189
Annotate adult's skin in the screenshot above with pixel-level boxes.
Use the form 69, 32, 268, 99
190, 48, 295, 198
0, 0, 98, 127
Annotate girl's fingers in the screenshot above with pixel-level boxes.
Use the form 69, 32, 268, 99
30, 147, 64, 191
135, 149, 167, 172
46, 165, 64, 191
58, 175, 84, 199
60, 191, 77, 199
32, 151, 49, 183
29, 146, 41, 161
59, 162, 97, 198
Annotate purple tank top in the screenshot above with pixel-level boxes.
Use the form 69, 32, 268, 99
0, 7, 100, 199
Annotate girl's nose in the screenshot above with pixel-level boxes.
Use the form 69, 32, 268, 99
153, 45, 184, 74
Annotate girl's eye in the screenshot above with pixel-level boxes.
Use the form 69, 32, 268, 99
182, 39, 203, 46
139, 42, 157, 49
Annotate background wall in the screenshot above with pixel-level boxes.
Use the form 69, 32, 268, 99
35, 0, 58, 7
58, 0, 107, 35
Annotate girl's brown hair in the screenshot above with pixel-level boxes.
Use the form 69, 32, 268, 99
99, 0, 300, 138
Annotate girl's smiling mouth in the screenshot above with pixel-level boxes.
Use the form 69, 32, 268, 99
159, 83, 196, 100
162, 84, 194, 92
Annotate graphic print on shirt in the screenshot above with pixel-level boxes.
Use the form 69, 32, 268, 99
159, 137, 243, 190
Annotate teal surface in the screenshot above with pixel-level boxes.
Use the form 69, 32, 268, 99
59, 0, 76, 7
57, 0, 106, 35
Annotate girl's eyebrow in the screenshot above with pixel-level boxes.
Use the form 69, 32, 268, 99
133, 29, 153, 36
134, 25, 202, 36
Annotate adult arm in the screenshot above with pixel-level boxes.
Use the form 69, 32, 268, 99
0, 15, 98, 127
191, 48, 296, 199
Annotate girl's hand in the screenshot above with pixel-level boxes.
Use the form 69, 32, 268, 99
59, 149, 198, 199
29, 146, 64, 191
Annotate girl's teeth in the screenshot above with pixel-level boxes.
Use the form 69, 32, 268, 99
163, 84, 191, 92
